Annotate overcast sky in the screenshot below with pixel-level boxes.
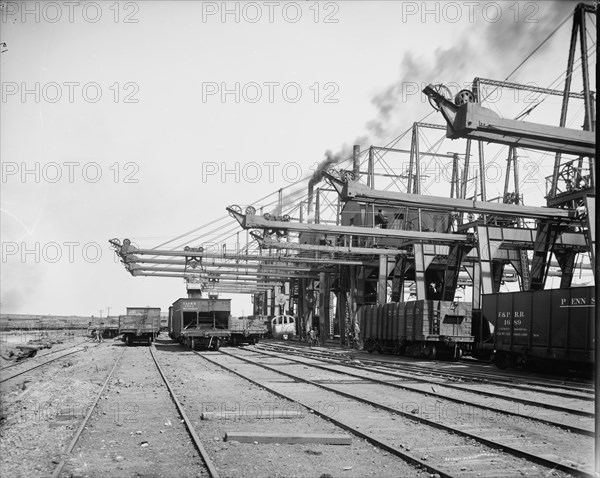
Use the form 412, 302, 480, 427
1, 0, 594, 317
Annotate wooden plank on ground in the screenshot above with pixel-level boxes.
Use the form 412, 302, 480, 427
225, 432, 352, 445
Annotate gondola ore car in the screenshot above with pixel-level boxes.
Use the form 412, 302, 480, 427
481, 286, 595, 370
228, 316, 268, 345
119, 307, 161, 346
169, 298, 231, 350
169, 299, 266, 350
359, 300, 473, 359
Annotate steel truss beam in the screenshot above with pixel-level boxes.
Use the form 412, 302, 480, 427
423, 84, 595, 156
257, 237, 404, 259
228, 209, 469, 244
331, 178, 574, 221
128, 265, 317, 279
473, 77, 592, 100
121, 255, 313, 271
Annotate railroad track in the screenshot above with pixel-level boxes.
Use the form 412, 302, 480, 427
52, 345, 218, 478
245, 346, 594, 436
197, 346, 593, 477
256, 343, 594, 417
151, 340, 438, 478
1, 340, 86, 372
258, 341, 595, 398
0, 342, 98, 384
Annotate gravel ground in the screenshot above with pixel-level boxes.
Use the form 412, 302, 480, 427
61, 344, 207, 478
2, 336, 589, 477
154, 340, 431, 478
212, 347, 586, 477
1, 340, 119, 477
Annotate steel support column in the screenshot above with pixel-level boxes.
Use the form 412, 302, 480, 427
476, 226, 501, 296
348, 265, 359, 348
413, 244, 436, 300
377, 255, 388, 304
391, 255, 408, 302
319, 272, 330, 344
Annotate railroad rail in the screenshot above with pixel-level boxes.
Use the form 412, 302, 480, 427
192, 349, 457, 478
256, 343, 594, 413
0, 343, 97, 384
245, 346, 594, 436
202, 347, 594, 477
258, 342, 595, 397
51, 346, 218, 478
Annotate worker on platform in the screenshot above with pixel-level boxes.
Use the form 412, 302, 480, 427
375, 209, 388, 229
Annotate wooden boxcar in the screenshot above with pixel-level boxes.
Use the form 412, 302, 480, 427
119, 307, 161, 346
481, 286, 595, 369
361, 300, 473, 359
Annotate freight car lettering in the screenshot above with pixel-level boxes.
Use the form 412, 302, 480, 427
496, 327, 511, 336
513, 328, 528, 337
560, 297, 595, 307
498, 311, 511, 318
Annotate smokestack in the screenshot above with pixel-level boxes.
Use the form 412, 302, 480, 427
307, 183, 314, 221
353, 145, 360, 179
307, 150, 339, 221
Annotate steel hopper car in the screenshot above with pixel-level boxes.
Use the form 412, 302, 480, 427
359, 300, 474, 359
359, 286, 595, 370
480, 286, 595, 370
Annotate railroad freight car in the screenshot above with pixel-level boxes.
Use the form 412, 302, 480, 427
359, 300, 473, 359
481, 286, 595, 370
169, 298, 231, 350
228, 316, 268, 345
169, 299, 267, 350
119, 307, 161, 346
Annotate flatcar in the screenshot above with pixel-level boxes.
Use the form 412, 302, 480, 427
480, 286, 595, 370
270, 315, 297, 340
359, 300, 473, 360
